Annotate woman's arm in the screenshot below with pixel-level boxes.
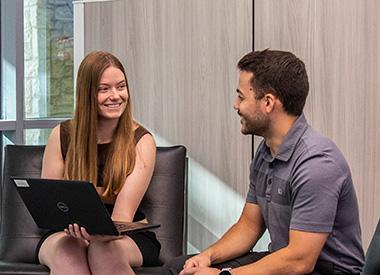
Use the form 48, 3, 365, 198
111, 133, 156, 222
41, 124, 65, 179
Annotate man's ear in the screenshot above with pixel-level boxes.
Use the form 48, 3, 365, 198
263, 93, 276, 112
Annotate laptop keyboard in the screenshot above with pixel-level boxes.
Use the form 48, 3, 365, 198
115, 223, 130, 231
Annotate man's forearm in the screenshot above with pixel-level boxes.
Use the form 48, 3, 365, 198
231, 247, 312, 275
202, 220, 264, 265
231, 229, 328, 275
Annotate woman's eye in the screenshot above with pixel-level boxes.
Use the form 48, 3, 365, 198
98, 87, 108, 92
117, 84, 126, 90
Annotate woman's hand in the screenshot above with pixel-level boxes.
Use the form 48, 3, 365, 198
64, 223, 123, 242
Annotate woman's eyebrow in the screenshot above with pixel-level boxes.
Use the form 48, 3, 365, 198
98, 80, 126, 86
117, 80, 126, 85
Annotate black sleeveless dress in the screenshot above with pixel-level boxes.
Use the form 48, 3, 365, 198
36, 120, 161, 266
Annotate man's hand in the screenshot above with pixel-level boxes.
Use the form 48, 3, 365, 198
182, 253, 212, 270
180, 267, 220, 275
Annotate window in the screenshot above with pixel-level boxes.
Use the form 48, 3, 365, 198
1, 0, 74, 142
1, 0, 74, 174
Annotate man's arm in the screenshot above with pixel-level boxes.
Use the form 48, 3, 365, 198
232, 229, 329, 275
183, 202, 266, 270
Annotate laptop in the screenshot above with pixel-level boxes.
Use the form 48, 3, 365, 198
11, 177, 160, 236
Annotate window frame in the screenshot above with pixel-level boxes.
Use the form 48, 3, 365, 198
0, 0, 70, 181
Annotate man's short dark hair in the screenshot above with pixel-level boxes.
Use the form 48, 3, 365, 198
237, 49, 309, 116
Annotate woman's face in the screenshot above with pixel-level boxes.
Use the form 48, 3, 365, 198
97, 66, 129, 121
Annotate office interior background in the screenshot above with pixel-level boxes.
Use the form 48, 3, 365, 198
1, 0, 379, 253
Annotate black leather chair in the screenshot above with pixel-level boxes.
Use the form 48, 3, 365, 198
0, 144, 187, 275
362, 218, 380, 275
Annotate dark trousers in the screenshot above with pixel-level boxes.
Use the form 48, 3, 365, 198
160, 252, 335, 275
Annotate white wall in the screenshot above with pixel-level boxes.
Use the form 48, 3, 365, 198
78, 0, 259, 252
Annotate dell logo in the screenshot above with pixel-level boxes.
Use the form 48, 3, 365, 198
56, 202, 69, 213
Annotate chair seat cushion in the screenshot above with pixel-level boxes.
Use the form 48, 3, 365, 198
0, 261, 49, 275
133, 266, 164, 274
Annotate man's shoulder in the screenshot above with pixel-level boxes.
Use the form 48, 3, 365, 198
295, 127, 351, 175
298, 127, 341, 157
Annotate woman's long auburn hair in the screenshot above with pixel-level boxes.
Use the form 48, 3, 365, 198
64, 51, 136, 199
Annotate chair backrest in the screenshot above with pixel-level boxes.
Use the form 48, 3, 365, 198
0, 145, 46, 263
0, 144, 187, 264
362, 218, 380, 275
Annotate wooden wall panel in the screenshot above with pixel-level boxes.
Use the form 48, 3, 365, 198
82, 0, 254, 251
254, 0, 380, 250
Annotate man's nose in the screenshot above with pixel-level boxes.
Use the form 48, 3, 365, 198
233, 98, 239, 110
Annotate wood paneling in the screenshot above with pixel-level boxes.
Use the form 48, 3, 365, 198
82, 0, 253, 251
254, 0, 380, 250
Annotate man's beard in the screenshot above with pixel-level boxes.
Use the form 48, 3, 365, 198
239, 110, 269, 137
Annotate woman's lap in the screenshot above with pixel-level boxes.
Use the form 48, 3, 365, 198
37, 230, 161, 267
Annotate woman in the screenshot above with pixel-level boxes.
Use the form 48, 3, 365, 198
39, 51, 160, 274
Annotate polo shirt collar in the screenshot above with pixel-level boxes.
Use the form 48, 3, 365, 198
263, 113, 309, 162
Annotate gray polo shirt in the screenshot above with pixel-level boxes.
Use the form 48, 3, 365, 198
246, 114, 364, 274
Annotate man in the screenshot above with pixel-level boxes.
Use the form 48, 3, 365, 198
161, 49, 364, 275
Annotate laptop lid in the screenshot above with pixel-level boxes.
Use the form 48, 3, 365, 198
11, 177, 159, 236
